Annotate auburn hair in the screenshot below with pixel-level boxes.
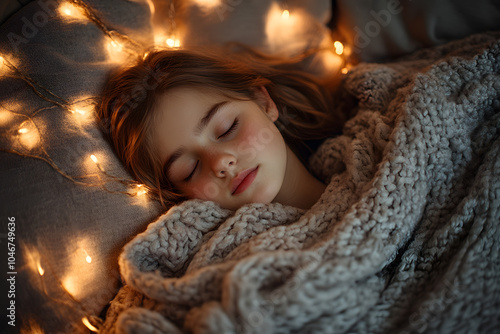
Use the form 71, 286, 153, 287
96, 46, 344, 209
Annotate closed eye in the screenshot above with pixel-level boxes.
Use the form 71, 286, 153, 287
183, 160, 199, 182
218, 119, 239, 139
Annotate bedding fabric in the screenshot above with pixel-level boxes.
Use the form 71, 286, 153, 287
99, 32, 500, 333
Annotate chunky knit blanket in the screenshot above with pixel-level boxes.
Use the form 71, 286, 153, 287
100, 32, 500, 334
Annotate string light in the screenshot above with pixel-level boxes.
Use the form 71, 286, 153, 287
0, 54, 11, 75
151, 1, 181, 48
69, 106, 87, 115
37, 262, 45, 276
110, 40, 123, 52
105, 37, 131, 63
136, 184, 148, 196
0, 109, 13, 126
280, 0, 290, 19
82, 317, 99, 332
1, 1, 354, 332
1, 2, 170, 328
68, 98, 94, 128
193, 0, 221, 9
81, 249, 92, 263
334, 41, 344, 55
154, 32, 182, 48
16, 120, 40, 150
58, 2, 87, 22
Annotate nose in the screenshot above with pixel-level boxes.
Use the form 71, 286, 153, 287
211, 152, 236, 178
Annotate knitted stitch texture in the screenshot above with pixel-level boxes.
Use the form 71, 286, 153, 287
100, 32, 500, 334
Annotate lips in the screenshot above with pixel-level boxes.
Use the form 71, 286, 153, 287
231, 166, 259, 195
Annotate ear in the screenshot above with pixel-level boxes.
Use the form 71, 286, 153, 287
254, 86, 279, 122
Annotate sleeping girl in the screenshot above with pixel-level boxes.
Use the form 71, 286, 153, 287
97, 48, 344, 210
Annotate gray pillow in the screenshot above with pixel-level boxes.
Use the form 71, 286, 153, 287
0, 1, 338, 332
0, 1, 163, 333
334, 0, 500, 62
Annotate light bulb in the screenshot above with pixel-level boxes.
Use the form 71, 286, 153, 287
165, 37, 181, 48
58, 2, 87, 22
110, 40, 123, 51
82, 317, 99, 332
17, 121, 40, 149
37, 262, 45, 276
166, 38, 175, 47
90, 155, 98, 163
136, 184, 147, 196
281, 9, 290, 19
334, 41, 344, 55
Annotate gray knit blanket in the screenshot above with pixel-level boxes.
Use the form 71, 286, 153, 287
100, 32, 500, 334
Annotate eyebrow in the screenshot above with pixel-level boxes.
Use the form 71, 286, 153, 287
163, 100, 229, 177
195, 100, 228, 135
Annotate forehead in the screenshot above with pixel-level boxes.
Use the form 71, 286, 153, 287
153, 86, 224, 164
156, 86, 221, 117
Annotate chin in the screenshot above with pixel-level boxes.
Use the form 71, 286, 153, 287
251, 185, 280, 205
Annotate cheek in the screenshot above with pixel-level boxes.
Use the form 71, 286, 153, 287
183, 178, 221, 201
235, 122, 280, 159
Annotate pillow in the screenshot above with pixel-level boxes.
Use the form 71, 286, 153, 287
0, 0, 32, 25
0, 1, 340, 332
334, 0, 500, 62
0, 1, 162, 333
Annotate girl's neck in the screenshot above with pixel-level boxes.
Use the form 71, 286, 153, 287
273, 146, 326, 210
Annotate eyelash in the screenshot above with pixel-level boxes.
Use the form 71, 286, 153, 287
183, 161, 198, 182
218, 118, 239, 139
183, 119, 239, 182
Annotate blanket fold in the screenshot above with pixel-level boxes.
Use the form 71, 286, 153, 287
100, 32, 500, 334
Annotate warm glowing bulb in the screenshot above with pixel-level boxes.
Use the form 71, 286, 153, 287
166, 38, 175, 47
105, 37, 128, 63
90, 155, 98, 163
334, 41, 344, 55
86, 255, 92, 263
68, 97, 94, 121
58, 2, 87, 21
0, 110, 13, 126
194, 0, 221, 9
341, 67, 349, 74
110, 40, 123, 51
0, 56, 4, 67
59, 3, 76, 16
165, 38, 181, 48
70, 107, 85, 115
82, 317, 99, 332
281, 9, 290, 19
136, 184, 147, 196
37, 262, 45, 276
17, 121, 40, 149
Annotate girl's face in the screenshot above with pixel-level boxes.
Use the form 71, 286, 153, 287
153, 86, 288, 210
